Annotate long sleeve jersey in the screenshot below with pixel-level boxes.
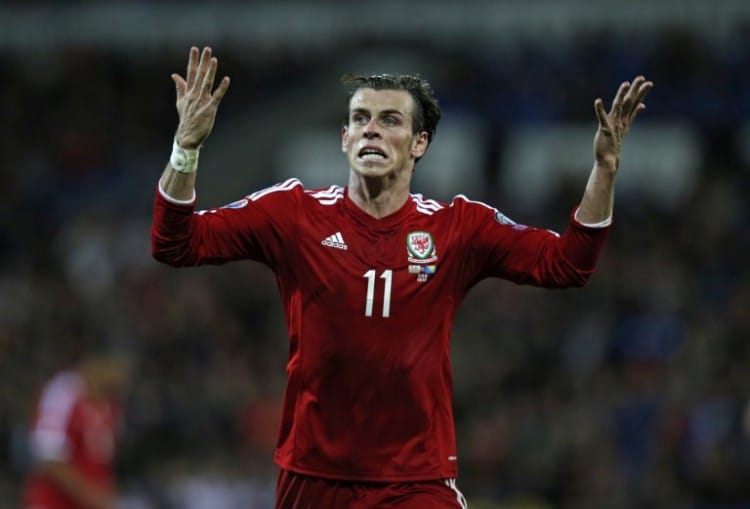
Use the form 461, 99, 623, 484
151, 179, 609, 482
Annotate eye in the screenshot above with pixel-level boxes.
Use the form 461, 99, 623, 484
352, 113, 368, 125
382, 116, 398, 127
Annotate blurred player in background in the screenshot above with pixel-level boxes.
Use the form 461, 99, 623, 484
23, 353, 129, 509
151, 46, 652, 508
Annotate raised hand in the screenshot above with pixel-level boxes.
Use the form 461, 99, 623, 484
593, 76, 653, 172
172, 46, 230, 149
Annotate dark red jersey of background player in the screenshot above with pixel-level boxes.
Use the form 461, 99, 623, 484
23, 372, 119, 509
152, 178, 608, 482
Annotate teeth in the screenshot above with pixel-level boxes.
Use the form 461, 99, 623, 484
360, 149, 385, 158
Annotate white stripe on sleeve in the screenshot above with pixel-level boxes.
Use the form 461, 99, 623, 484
30, 372, 83, 462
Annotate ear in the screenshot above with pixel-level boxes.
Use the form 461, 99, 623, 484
341, 125, 349, 153
411, 131, 429, 159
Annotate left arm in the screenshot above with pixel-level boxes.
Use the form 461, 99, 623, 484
576, 76, 653, 224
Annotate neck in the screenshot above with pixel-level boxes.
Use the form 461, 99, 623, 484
348, 170, 412, 219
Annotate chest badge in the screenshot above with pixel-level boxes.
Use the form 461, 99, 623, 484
406, 231, 437, 263
407, 231, 438, 282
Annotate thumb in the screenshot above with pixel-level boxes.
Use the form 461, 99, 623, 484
594, 98, 609, 129
172, 73, 186, 98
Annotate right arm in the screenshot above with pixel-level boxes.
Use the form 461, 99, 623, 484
151, 179, 302, 269
151, 47, 300, 270
151, 46, 241, 266
159, 46, 230, 201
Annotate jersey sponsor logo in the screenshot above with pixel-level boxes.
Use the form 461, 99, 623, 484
409, 264, 438, 282
321, 232, 348, 250
406, 231, 437, 263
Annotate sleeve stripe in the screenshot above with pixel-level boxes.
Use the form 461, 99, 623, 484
411, 194, 444, 215
410, 193, 444, 211
35, 372, 82, 432
309, 185, 343, 198
30, 372, 82, 461
248, 178, 302, 202
451, 194, 497, 212
31, 429, 70, 462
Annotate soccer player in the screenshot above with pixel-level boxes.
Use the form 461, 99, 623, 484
23, 353, 129, 509
151, 46, 652, 508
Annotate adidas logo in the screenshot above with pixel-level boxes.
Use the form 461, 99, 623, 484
321, 232, 348, 250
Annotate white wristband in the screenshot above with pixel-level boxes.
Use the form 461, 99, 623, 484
170, 139, 200, 174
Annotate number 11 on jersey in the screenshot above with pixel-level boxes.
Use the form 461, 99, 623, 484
363, 269, 392, 317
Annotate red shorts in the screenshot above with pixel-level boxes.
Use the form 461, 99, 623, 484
276, 469, 468, 509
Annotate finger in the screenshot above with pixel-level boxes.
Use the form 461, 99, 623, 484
621, 76, 643, 114
201, 57, 218, 98
194, 47, 212, 93
628, 103, 647, 124
172, 73, 187, 99
594, 98, 609, 129
628, 81, 653, 124
610, 81, 630, 117
186, 46, 199, 89
211, 76, 231, 107
622, 76, 647, 117
635, 79, 654, 105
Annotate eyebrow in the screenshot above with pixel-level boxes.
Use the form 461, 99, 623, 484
350, 108, 406, 117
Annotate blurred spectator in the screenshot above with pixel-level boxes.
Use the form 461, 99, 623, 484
22, 353, 130, 509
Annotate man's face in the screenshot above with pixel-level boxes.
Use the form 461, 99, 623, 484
342, 88, 428, 179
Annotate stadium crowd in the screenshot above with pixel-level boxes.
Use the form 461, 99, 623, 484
1, 24, 749, 509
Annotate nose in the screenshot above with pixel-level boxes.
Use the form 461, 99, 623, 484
363, 118, 381, 139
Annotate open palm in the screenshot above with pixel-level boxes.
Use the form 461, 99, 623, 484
172, 46, 230, 149
593, 75, 653, 171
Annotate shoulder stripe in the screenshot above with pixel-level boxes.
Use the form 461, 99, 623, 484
451, 194, 497, 212
415, 205, 436, 215
308, 185, 343, 198
248, 178, 302, 202
309, 185, 344, 205
411, 193, 444, 215
317, 195, 344, 206
411, 193, 444, 211
452, 194, 527, 229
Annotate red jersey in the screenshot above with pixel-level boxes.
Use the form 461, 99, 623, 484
151, 179, 608, 482
23, 371, 119, 509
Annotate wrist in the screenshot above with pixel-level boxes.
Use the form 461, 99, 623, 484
170, 139, 200, 174
593, 158, 618, 176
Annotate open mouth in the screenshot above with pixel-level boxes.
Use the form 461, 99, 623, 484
358, 147, 387, 160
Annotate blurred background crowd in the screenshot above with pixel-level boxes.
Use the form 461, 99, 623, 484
1, 1, 749, 508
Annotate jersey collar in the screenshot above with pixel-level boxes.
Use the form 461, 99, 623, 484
342, 187, 415, 231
